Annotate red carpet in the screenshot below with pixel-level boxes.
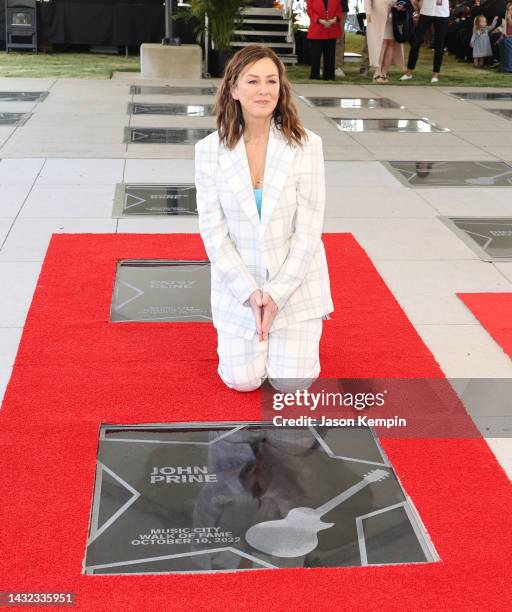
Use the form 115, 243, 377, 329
458, 293, 512, 359
1, 234, 511, 611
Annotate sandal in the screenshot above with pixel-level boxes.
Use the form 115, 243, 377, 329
373, 75, 387, 84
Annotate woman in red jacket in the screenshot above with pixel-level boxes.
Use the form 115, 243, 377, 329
307, 0, 343, 80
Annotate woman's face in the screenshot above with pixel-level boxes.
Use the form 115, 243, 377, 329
478, 16, 486, 27
231, 57, 280, 122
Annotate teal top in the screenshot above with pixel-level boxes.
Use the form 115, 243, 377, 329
253, 188, 263, 219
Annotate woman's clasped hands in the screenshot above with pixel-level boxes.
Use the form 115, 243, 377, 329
318, 17, 337, 28
249, 289, 278, 342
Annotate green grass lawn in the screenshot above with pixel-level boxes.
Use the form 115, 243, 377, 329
0, 51, 140, 79
286, 32, 512, 87
0, 33, 511, 85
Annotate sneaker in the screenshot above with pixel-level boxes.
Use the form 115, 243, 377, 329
400, 73, 413, 81
431, 76, 439, 83
335, 68, 345, 77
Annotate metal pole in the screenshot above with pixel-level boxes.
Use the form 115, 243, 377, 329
162, 0, 181, 45
165, 0, 170, 39
204, 13, 209, 76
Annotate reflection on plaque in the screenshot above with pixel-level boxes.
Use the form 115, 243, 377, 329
488, 109, 512, 120
128, 103, 214, 117
385, 161, 512, 187
84, 422, 437, 575
111, 259, 212, 322
113, 184, 197, 217
0, 112, 31, 126
330, 118, 448, 132
440, 217, 512, 261
125, 127, 215, 144
344, 52, 362, 63
0, 91, 48, 102
447, 91, 512, 101
300, 96, 403, 109
130, 85, 217, 96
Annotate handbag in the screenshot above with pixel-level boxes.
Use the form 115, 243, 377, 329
392, 0, 415, 43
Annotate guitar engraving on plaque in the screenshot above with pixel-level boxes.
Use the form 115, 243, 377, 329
245, 469, 390, 558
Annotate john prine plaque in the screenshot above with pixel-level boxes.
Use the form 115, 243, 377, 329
84, 423, 438, 574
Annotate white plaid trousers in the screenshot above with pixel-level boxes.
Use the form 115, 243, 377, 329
217, 317, 323, 393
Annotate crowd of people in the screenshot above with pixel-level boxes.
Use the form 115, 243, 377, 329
446, 0, 512, 68
306, 0, 512, 81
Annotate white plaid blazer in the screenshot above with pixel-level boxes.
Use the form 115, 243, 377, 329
194, 120, 334, 340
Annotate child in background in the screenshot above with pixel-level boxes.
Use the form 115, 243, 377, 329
470, 14, 499, 67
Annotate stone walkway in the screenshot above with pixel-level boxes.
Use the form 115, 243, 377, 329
0, 75, 511, 477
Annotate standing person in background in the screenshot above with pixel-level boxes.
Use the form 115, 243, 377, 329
365, 0, 405, 82
400, 0, 451, 82
497, 1, 512, 38
356, 1, 370, 75
307, 0, 343, 80
356, 1, 367, 33
495, 2, 512, 71
359, 32, 371, 75
335, 0, 350, 77
448, 5, 472, 62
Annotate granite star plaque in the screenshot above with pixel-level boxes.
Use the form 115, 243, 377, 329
112, 184, 197, 217
130, 86, 217, 96
0, 91, 48, 102
128, 103, 214, 117
0, 112, 31, 126
330, 118, 448, 132
84, 422, 438, 574
488, 109, 512, 120
111, 259, 212, 322
300, 96, 403, 109
440, 217, 512, 261
385, 161, 512, 187
446, 91, 512, 101
125, 127, 215, 144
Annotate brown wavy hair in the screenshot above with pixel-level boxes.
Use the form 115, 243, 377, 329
214, 45, 308, 150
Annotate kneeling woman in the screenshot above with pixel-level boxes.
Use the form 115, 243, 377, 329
194, 45, 334, 393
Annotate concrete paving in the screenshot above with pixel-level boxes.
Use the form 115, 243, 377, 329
0, 75, 511, 477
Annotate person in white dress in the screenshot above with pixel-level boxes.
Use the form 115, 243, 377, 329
365, 0, 405, 81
